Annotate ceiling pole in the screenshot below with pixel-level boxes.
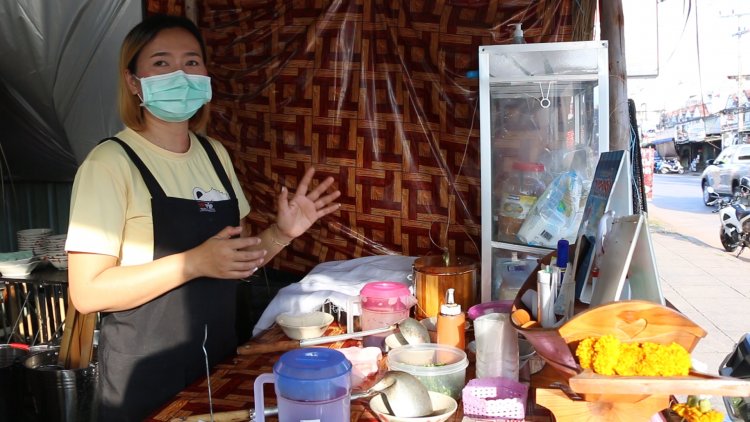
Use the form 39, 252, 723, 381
599, 0, 630, 151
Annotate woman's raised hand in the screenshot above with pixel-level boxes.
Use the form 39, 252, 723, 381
276, 166, 341, 239
189, 226, 265, 280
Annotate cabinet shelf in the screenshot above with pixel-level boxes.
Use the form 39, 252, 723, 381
479, 41, 609, 302
491, 240, 551, 256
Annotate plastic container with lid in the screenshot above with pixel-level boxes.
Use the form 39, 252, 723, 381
346, 281, 416, 349
359, 281, 413, 312
491, 250, 539, 301
387, 343, 469, 401
496, 161, 546, 239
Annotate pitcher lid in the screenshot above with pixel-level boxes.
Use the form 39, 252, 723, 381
360, 281, 411, 298
275, 348, 351, 380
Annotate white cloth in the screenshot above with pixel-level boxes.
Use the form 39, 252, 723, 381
252, 255, 417, 337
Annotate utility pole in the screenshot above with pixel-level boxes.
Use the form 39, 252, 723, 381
721, 9, 750, 144
732, 17, 749, 107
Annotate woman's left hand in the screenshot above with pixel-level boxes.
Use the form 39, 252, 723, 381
275, 166, 341, 240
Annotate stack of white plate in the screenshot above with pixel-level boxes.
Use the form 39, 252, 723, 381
17, 228, 53, 256
45, 234, 68, 270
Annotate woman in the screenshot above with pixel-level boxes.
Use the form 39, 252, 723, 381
65, 15, 340, 421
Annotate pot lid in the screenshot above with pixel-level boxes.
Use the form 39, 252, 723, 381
360, 281, 411, 298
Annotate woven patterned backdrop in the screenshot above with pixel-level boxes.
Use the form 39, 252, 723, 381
147, 0, 591, 274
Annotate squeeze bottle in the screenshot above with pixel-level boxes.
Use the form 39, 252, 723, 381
436, 288, 466, 350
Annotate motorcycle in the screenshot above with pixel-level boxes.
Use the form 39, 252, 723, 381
706, 179, 750, 257
656, 157, 685, 174
719, 333, 750, 421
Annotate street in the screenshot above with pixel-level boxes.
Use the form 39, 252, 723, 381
648, 173, 725, 251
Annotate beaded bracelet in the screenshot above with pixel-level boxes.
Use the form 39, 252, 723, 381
271, 224, 291, 247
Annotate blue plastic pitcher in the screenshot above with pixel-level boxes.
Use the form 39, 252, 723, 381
254, 348, 352, 422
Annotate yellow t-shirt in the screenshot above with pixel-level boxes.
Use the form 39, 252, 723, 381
65, 128, 251, 266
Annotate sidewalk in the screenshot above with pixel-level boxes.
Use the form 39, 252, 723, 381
646, 205, 750, 414
647, 225, 750, 372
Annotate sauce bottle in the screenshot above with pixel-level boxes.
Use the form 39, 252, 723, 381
436, 288, 466, 350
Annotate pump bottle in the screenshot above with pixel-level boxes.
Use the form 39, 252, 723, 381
510, 23, 526, 44
436, 288, 466, 350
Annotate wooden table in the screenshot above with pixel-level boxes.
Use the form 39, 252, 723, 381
145, 321, 562, 422
145, 323, 411, 421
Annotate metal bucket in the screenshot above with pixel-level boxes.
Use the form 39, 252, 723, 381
413, 255, 477, 319
23, 349, 98, 422
0, 344, 29, 421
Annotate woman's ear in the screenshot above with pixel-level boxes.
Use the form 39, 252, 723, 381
124, 69, 140, 96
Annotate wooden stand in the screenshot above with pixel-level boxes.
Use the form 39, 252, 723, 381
535, 388, 668, 422
518, 301, 750, 421
529, 361, 668, 422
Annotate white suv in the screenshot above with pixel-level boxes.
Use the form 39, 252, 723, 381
701, 144, 750, 205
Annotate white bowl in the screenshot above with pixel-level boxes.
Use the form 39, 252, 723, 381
275, 311, 334, 340
0, 259, 42, 277
369, 390, 458, 422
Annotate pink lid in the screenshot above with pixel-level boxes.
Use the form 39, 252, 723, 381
360, 281, 411, 299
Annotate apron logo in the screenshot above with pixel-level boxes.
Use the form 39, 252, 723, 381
193, 187, 229, 213
197, 201, 216, 213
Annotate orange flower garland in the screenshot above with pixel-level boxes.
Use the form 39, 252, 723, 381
575, 334, 691, 376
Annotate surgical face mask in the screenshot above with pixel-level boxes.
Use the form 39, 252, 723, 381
135, 70, 212, 122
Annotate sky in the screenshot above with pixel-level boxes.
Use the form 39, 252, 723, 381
624, 0, 750, 128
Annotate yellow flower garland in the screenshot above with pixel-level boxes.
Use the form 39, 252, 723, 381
671, 402, 724, 422
575, 334, 691, 376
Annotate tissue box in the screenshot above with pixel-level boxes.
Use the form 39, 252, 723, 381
462, 377, 528, 420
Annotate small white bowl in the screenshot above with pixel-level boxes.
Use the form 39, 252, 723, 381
0, 258, 42, 277
275, 311, 334, 340
369, 390, 458, 422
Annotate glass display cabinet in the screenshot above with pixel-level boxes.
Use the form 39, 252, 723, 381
478, 41, 609, 302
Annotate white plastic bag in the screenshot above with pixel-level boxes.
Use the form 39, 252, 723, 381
517, 171, 583, 248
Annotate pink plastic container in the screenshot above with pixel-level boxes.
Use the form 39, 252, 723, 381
462, 376, 528, 420
349, 281, 416, 349
359, 281, 413, 311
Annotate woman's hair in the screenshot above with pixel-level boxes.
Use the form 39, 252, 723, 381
118, 15, 210, 132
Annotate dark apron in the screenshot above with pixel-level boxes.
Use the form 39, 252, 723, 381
97, 136, 240, 421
